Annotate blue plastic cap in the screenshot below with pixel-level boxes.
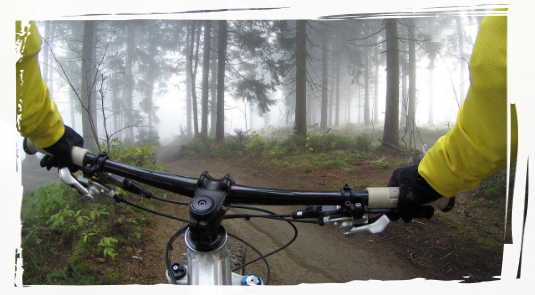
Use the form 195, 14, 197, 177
241, 275, 262, 293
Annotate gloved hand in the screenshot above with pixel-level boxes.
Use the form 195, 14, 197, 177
387, 165, 443, 222
40, 125, 84, 173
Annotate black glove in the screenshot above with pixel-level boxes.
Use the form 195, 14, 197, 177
387, 165, 443, 223
40, 125, 84, 173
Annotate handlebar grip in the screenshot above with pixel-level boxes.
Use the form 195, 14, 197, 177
366, 187, 399, 208
22, 138, 90, 168
366, 187, 454, 212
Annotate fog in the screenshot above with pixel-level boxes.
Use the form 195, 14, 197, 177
27, 14, 481, 151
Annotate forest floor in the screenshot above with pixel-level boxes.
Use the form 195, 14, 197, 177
21, 143, 512, 285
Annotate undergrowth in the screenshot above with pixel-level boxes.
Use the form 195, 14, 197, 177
468, 170, 535, 233
178, 128, 377, 172
21, 140, 162, 285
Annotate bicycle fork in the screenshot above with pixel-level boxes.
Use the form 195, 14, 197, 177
166, 227, 262, 286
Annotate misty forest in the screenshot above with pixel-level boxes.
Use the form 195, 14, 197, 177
21, 13, 518, 285
34, 15, 481, 153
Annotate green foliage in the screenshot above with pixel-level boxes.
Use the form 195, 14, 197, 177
355, 133, 373, 152
480, 168, 507, 198
178, 137, 211, 157
45, 263, 118, 285
22, 140, 158, 284
178, 127, 381, 173
99, 237, 119, 259
476, 237, 497, 251
230, 128, 251, 152
102, 138, 162, 171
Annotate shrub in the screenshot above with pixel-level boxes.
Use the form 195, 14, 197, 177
103, 138, 162, 171
45, 263, 118, 285
480, 168, 507, 198
355, 133, 373, 152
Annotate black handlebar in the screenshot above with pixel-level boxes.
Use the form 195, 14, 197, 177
82, 152, 370, 206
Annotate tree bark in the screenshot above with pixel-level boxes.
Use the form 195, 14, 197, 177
80, 20, 99, 152
335, 56, 340, 126
294, 20, 307, 137
407, 18, 417, 138
427, 58, 435, 125
381, 19, 400, 148
201, 20, 211, 138
364, 45, 370, 125
210, 30, 217, 137
124, 21, 135, 145
42, 21, 50, 85
373, 45, 379, 124
215, 20, 228, 142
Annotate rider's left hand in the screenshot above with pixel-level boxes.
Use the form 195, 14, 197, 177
40, 125, 84, 173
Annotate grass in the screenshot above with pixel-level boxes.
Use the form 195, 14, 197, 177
178, 127, 383, 174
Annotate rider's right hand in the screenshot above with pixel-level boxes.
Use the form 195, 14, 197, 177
40, 125, 84, 173
387, 165, 444, 223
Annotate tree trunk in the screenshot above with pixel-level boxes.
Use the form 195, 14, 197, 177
186, 72, 192, 137
364, 45, 370, 125
381, 19, 400, 148
328, 49, 334, 127
145, 30, 157, 143
335, 56, 340, 126
294, 20, 307, 137
124, 21, 135, 145
400, 58, 407, 128
210, 31, 217, 137
373, 45, 379, 124
249, 103, 254, 130
80, 20, 99, 152
320, 32, 328, 130
427, 59, 435, 125
407, 18, 417, 139
42, 21, 50, 85
347, 69, 351, 124
189, 21, 201, 137
215, 20, 228, 142
47, 22, 55, 101
201, 20, 211, 138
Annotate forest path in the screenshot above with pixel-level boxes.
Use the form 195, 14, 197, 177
134, 145, 423, 284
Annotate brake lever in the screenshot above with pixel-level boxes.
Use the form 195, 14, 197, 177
57, 167, 92, 201
77, 174, 116, 202
342, 215, 390, 235
323, 213, 390, 235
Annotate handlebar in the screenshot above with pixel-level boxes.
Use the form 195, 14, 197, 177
23, 137, 453, 221
23, 137, 402, 208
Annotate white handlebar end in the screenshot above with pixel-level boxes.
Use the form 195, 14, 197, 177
366, 187, 399, 209
23, 138, 89, 168
71, 146, 89, 167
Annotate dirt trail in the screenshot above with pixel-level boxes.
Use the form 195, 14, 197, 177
142, 145, 424, 284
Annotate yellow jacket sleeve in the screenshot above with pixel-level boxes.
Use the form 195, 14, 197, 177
418, 12, 518, 197
16, 20, 64, 149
